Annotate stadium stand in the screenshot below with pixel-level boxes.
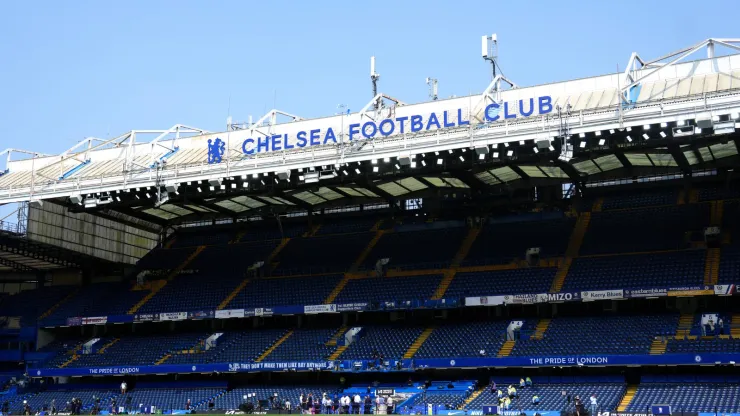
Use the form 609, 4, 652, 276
413, 321, 509, 358
334, 274, 444, 304
511, 315, 679, 356
467, 378, 625, 412
0, 285, 74, 326
462, 215, 574, 266
445, 268, 558, 298
627, 376, 740, 413
272, 233, 374, 275
360, 225, 467, 270
224, 274, 343, 309
341, 326, 425, 360
563, 250, 706, 291
580, 204, 710, 255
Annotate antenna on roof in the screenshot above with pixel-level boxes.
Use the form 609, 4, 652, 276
426, 77, 438, 101
370, 56, 380, 110
482, 34, 499, 81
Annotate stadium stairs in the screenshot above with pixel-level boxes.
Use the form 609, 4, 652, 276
649, 338, 667, 355
731, 314, 740, 338
531, 319, 551, 339
550, 212, 590, 292
217, 279, 250, 310
432, 227, 481, 299
59, 355, 78, 368
325, 227, 387, 303
324, 274, 351, 304
617, 385, 639, 411
710, 200, 724, 225
267, 238, 291, 272
128, 245, 205, 314
230, 230, 247, 244
688, 189, 699, 203
677, 189, 686, 205
497, 340, 515, 357
255, 330, 294, 362
328, 346, 347, 360
592, 198, 604, 212
462, 387, 486, 409
675, 314, 694, 338
307, 224, 322, 237
164, 237, 177, 249
704, 248, 720, 285
326, 326, 348, 346
217, 239, 290, 309
98, 338, 120, 353
403, 327, 435, 359
38, 288, 79, 320
155, 354, 172, 365
349, 229, 386, 273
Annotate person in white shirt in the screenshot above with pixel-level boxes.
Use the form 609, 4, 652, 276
386, 396, 393, 414
589, 395, 598, 416
285, 400, 291, 412
353, 394, 361, 414
120, 382, 127, 395
339, 395, 347, 414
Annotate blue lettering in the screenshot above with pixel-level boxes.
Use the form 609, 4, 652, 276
242, 138, 255, 155
257, 137, 269, 153
296, 131, 307, 148
348, 123, 360, 141
519, 98, 534, 117
324, 128, 337, 144
457, 108, 470, 126
426, 112, 441, 130
410, 115, 424, 132
485, 103, 500, 122
443, 111, 455, 128
362, 121, 377, 139
539, 96, 553, 114
309, 129, 320, 146
395, 116, 408, 133
271, 134, 282, 151
284, 134, 294, 150
379, 119, 395, 136
504, 102, 516, 119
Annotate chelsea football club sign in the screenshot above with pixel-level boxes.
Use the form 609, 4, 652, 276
206, 95, 553, 163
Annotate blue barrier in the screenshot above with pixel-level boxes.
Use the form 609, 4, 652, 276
29, 353, 740, 377
31, 361, 333, 377
413, 353, 740, 368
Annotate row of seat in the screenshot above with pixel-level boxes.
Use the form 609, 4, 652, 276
8, 379, 740, 413
35, 314, 740, 368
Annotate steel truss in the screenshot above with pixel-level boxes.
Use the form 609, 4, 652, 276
621, 38, 740, 102
1, 38, 739, 206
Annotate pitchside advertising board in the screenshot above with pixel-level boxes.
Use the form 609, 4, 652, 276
55, 285, 738, 328
31, 352, 740, 377
205, 96, 554, 162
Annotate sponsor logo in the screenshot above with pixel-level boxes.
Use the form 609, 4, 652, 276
81, 316, 107, 325
160, 312, 188, 321
216, 309, 245, 319
207, 138, 226, 164
304, 304, 337, 314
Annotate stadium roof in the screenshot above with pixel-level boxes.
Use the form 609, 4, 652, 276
2, 38, 740, 228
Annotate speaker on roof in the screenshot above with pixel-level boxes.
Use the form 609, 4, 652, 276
536, 140, 551, 150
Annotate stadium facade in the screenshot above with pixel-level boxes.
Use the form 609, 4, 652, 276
1, 37, 740, 416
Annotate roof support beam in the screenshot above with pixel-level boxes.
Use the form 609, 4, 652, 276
0, 256, 37, 272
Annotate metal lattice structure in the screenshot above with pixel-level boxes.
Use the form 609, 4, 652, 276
0, 37, 738, 244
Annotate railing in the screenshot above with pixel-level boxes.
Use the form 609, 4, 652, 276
0, 220, 25, 235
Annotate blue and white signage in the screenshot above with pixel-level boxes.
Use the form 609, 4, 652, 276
205, 96, 554, 162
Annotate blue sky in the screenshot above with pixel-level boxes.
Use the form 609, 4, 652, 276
0, 0, 737, 220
